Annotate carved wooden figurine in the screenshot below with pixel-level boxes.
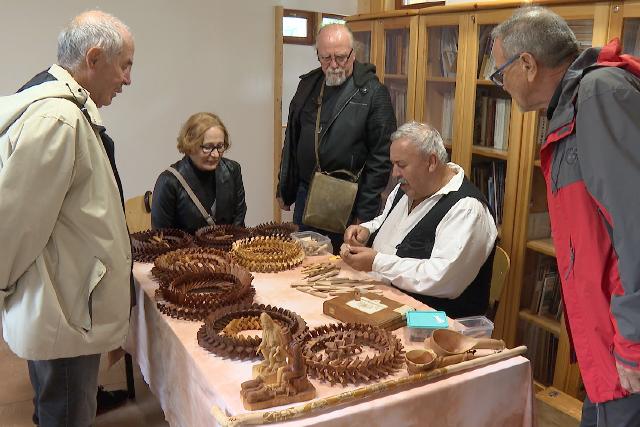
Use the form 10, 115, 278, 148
240, 314, 316, 410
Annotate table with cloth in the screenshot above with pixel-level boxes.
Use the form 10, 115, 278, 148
125, 257, 533, 427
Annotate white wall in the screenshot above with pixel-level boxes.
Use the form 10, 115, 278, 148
1, 0, 356, 227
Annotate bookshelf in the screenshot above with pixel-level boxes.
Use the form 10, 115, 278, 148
461, 10, 524, 278
378, 16, 419, 124
347, 1, 630, 422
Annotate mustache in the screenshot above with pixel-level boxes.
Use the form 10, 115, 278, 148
398, 178, 408, 185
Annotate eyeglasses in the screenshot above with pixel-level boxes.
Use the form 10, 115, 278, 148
489, 54, 521, 87
200, 144, 226, 155
317, 48, 353, 66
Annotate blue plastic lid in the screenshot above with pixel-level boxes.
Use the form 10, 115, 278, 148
406, 310, 448, 329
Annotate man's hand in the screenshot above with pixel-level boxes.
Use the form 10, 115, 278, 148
277, 197, 291, 211
340, 244, 376, 272
344, 225, 370, 247
616, 361, 640, 393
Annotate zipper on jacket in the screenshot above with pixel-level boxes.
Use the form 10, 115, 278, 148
564, 237, 575, 281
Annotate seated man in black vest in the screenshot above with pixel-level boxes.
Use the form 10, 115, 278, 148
341, 121, 497, 318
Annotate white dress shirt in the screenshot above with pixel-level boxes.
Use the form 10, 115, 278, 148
361, 163, 497, 299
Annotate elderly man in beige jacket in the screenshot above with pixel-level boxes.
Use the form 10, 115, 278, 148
0, 11, 134, 426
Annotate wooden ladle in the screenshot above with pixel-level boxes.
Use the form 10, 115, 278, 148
405, 348, 478, 374
427, 329, 505, 356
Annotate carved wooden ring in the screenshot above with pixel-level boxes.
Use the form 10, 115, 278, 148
230, 236, 305, 273
197, 303, 307, 360
131, 228, 193, 262
195, 224, 253, 252
155, 267, 254, 321
151, 247, 234, 287
299, 323, 405, 385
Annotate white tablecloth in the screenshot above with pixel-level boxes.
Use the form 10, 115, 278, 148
125, 260, 533, 427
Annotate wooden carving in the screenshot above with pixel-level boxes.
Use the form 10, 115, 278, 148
231, 236, 305, 273
131, 228, 193, 262
251, 221, 298, 237
195, 224, 253, 252
151, 247, 234, 287
298, 323, 405, 385
155, 265, 254, 321
197, 304, 307, 360
240, 314, 316, 411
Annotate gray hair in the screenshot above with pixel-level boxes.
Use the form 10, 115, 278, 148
315, 23, 354, 49
391, 121, 448, 163
491, 6, 580, 68
57, 11, 130, 72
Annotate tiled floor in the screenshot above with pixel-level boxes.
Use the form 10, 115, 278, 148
0, 331, 169, 427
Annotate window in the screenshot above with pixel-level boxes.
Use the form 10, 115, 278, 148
283, 9, 316, 45
395, 0, 445, 9
321, 13, 346, 27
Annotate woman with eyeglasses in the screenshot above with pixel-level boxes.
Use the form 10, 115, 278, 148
151, 112, 247, 233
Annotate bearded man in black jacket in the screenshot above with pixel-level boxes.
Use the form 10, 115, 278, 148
277, 24, 396, 251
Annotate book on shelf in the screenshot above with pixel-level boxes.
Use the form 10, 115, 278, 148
529, 255, 562, 320
440, 27, 458, 78
477, 26, 495, 79
440, 90, 455, 142
567, 20, 593, 50
473, 92, 511, 151
521, 320, 559, 385
471, 160, 506, 224
527, 211, 551, 240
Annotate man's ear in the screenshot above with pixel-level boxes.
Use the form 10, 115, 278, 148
428, 153, 438, 172
520, 52, 538, 83
85, 46, 103, 70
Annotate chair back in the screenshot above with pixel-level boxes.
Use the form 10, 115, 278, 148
487, 246, 510, 321
124, 191, 152, 233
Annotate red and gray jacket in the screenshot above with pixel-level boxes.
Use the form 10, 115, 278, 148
541, 39, 640, 403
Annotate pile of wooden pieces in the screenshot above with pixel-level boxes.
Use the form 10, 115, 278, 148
292, 262, 381, 299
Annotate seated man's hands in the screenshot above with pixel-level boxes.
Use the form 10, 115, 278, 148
340, 244, 377, 272
343, 225, 370, 247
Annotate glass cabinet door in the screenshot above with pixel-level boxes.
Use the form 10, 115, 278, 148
379, 16, 418, 125
348, 20, 376, 64
423, 24, 459, 153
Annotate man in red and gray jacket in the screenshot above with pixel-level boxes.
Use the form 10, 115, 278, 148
492, 6, 640, 426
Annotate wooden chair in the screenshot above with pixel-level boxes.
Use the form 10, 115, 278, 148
124, 191, 152, 233
121, 191, 152, 399
487, 246, 510, 321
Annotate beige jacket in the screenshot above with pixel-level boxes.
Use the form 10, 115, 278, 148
0, 65, 132, 360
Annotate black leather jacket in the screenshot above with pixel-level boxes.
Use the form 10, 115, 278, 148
151, 156, 246, 234
277, 62, 396, 221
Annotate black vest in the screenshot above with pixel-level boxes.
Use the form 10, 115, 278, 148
368, 177, 496, 318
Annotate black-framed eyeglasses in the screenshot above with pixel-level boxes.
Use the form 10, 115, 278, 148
200, 144, 226, 155
317, 48, 353, 66
489, 54, 521, 87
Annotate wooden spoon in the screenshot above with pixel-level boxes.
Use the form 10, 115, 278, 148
427, 329, 505, 356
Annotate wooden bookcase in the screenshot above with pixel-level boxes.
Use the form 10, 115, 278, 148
348, 0, 635, 422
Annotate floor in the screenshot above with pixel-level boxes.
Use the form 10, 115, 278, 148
0, 326, 169, 427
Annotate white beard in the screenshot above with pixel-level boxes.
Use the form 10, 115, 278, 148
325, 68, 347, 86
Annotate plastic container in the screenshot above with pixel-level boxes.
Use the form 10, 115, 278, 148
406, 310, 448, 341
290, 231, 333, 256
453, 315, 494, 338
